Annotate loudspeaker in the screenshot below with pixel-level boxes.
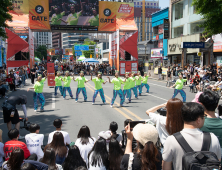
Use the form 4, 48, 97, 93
125, 51, 131, 60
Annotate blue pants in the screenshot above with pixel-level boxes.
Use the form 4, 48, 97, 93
76, 87, 87, 101
172, 89, 186, 102
92, 88, 106, 103
111, 90, 124, 106
136, 84, 142, 94
22, 75, 26, 85
55, 86, 63, 96
131, 87, 138, 98
142, 83, 150, 93
123, 89, 131, 102
63, 87, 73, 98
33, 92, 45, 110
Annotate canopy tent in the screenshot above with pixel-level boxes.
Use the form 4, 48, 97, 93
77, 56, 86, 61
83, 58, 99, 63
35, 57, 41, 62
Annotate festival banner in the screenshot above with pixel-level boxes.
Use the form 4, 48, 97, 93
64, 49, 73, 55
29, 29, 34, 69
47, 49, 55, 55
29, 0, 50, 30
10, 0, 29, 15
98, 1, 116, 32
116, 3, 134, 20
47, 62, 55, 86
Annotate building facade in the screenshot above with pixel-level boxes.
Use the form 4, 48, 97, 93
52, 32, 61, 48
34, 32, 52, 49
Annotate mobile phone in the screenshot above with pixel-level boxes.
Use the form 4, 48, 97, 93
129, 121, 145, 131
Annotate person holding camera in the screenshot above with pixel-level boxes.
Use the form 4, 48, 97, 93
146, 98, 184, 146
2, 95, 28, 139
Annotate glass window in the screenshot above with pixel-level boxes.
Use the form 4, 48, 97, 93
174, 26, 183, 38
174, 1, 183, 20
151, 3, 152, 5
137, 2, 139, 5
154, 3, 156, 6
190, 21, 204, 34
134, 2, 136, 4
141, 2, 142, 5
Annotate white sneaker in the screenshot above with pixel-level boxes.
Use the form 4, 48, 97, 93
120, 104, 124, 107
110, 105, 113, 108
18, 135, 25, 140
75, 100, 78, 103
92, 103, 95, 105
103, 102, 106, 105
34, 110, 37, 112
63, 98, 66, 100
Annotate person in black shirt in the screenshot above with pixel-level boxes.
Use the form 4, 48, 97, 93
30, 66, 36, 84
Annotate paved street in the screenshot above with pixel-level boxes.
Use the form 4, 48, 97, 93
0, 76, 202, 144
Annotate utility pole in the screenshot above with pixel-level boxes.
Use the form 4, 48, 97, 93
142, 0, 145, 41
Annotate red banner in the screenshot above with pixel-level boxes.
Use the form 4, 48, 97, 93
47, 63, 55, 86
7, 60, 29, 74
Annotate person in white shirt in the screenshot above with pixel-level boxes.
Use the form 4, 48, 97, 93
162, 102, 221, 170
48, 119, 71, 145
75, 125, 96, 165
25, 123, 44, 161
210, 77, 222, 91
146, 98, 184, 146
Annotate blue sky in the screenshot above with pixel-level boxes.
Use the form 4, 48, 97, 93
159, 0, 169, 9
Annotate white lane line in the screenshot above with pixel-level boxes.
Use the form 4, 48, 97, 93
52, 94, 55, 109
147, 93, 168, 101
148, 82, 172, 89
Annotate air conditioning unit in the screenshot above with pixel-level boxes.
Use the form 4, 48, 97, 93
163, 60, 168, 67
154, 60, 159, 67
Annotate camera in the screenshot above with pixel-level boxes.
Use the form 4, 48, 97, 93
157, 107, 167, 116
20, 119, 31, 131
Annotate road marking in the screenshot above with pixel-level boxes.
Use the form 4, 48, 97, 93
52, 94, 55, 109
146, 93, 168, 101
148, 82, 172, 89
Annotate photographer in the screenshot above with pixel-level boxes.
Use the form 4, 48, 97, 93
2, 95, 28, 139
146, 98, 184, 147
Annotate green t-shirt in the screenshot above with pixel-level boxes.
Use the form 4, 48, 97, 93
51, 11, 65, 25
122, 78, 131, 90
129, 77, 135, 88
88, 15, 99, 26
111, 77, 122, 90
92, 77, 104, 90
142, 76, 149, 84
75, 77, 87, 88
34, 78, 46, 93
66, 12, 82, 25
54, 76, 63, 86
135, 76, 142, 85
175, 79, 187, 90
63, 76, 72, 87
200, 117, 222, 148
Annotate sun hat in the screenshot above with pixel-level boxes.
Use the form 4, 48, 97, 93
133, 124, 158, 146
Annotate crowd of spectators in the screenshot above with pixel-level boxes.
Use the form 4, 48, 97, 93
0, 89, 222, 170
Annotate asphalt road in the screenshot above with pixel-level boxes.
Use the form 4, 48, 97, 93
0, 76, 199, 144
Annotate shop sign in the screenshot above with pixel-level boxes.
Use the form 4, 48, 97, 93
151, 48, 163, 58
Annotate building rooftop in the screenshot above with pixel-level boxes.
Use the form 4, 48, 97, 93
151, 7, 169, 16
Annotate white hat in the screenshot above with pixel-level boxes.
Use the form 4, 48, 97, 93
133, 124, 158, 146
98, 131, 111, 140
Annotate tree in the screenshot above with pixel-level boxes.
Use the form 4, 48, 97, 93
192, 0, 222, 38
82, 39, 96, 58
35, 45, 47, 60
0, 0, 13, 39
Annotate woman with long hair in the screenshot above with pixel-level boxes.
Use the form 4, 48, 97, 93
109, 139, 124, 170
146, 98, 184, 146
62, 145, 87, 170
41, 148, 63, 170
75, 125, 95, 164
109, 121, 122, 144
120, 123, 162, 170
88, 137, 109, 170
44, 132, 67, 165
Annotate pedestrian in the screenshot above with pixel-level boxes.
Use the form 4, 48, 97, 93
158, 66, 162, 80
107, 71, 124, 107
74, 71, 89, 102
129, 72, 138, 99
135, 71, 142, 96
30, 66, 36, 84
170, 73, 187, 102
27, 72, 47, 112
122, 72, 132, 103
91, 72, 107, 105
53, 71, 63, 96
141, 72, 150, 93
62, 71, 74, 99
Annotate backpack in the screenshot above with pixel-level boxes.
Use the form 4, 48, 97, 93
173, 132, 221, 170
2, 101, 15, 111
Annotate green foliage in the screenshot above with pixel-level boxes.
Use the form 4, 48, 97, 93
82, 39, 96, 58
0, 0, 13, 39
34, 45, 47, 60
192, 0, 222, 37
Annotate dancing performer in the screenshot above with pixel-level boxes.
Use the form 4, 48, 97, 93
170, 73, 187, 102
141, 72, 150, 93
27, 72, 47, 112
54, 71, 63, 96
122, 72, 132, 103
129, 72, 138, 99
74, 71, 89, 102
62, 71, 74, 99
107, 71, 124, 107
135, 71, 142, 96
91, 72, 107, 105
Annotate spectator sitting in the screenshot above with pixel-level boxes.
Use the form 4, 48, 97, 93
41, 148, 63, 170
48, 119, 71, 146
62, 145, 87, 170
146, 98, 184, 146
45, 132, 67, 165
109, 139, 124, 170
25, 123, 44, 161
21, 163, 36, 170
4, 129, 31, 161
120, 123, 162, 170
6, 75, 16, 91
209, 77, 222, 91
0, 129, 4, 168
88, 137, 109, 170
162, 102, 221, 170
75, 125, 95, 165
199, 90, 222, 152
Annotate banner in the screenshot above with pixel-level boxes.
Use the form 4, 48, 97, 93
3, 48, 6, 65
116, 3, 134, 20
47, 49, 55, 55
47, 63, 55, 86
10, 0, 29, 15
29, 0, 50, 30
64, 49, 73, 55
0, 41, 2, 67
29, 29, 34, 69
151, 48, 163, 58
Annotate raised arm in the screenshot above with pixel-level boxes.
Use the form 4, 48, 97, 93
146, 103, 167, 116
107, 76, 111, 83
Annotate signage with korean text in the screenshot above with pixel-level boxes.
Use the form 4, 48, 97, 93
47, 62, 55, 86
181, 42, 205, 48
74, 45, 89, 51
